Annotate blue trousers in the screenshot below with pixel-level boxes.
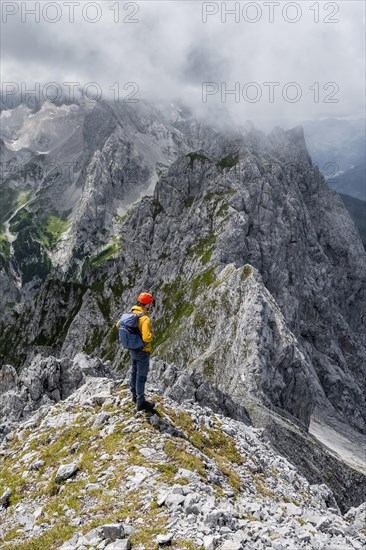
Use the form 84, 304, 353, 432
130, 349, 150, 405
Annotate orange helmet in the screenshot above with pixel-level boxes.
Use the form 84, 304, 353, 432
138, 292, 155, 305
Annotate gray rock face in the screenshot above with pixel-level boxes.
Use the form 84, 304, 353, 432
102, 524, 125, 542
90, 125, 364, 440
0, 99, 224, 295
345, 502, 366, 533
55, 463, 79, 483
0, 271, 19, 313
149, 358, 251, 425
0, 352, 115, 436
29, 459, 44, 471
150, 264, 315, 429
0, 487, 11, 508
105, 541, 131, 550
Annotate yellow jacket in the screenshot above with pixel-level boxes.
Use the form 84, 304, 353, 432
116, 306, 153, 352
130, 305, 153, 352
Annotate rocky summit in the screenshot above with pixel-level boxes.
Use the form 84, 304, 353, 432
0, 99, 366, 547
0, 357, 365, 550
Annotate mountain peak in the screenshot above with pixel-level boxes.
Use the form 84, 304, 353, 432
268, 124, 311, 164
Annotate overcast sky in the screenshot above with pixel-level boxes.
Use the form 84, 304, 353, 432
1, 0, 365, 127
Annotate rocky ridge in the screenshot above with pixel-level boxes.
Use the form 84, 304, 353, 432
2, 126, 365, 441
1, 360, 365, 550
1, 103, 365, 525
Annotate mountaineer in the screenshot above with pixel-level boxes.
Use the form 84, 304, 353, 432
116, 292, 155, 412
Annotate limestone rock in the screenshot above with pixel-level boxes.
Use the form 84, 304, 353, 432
0, 353, 115, 432
345, 502, 366, 532
105, 541, 131, 550
156, 532, 173, 544
102, 524, 125, 541
55, 463, 79, 483
0, 487, 11, 507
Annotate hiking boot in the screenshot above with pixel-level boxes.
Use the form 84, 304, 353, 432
136, 400, 156, 413
132, 393, 137, 403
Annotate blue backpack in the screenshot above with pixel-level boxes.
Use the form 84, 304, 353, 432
118, 312, 145, 350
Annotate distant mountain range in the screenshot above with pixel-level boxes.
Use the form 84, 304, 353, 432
339, 193, 366, 248
301, 118, 365, 242
302, 118, 365, 173
335, 164, 366, 201
302, 118, 365, 201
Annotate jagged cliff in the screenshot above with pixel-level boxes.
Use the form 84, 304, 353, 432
1, 100, 365, 519
0, 99, 226, 292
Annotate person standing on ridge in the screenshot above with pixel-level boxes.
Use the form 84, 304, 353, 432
127, 292, 155, 412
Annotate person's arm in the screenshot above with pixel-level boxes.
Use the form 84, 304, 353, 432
140, 316, 153, 343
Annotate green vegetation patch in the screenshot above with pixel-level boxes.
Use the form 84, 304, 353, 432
0, 184, 18, 230
188, 234, 217, 265
190, 267, 216, 299
10, 209, 70, 250
83, 326, 106, 354
6, 209, 71, 282
9, 207, 31, 233
203, 357, 215, 377
115, 208, 133, 224
17, 190, 31, 207
164, 440, 206, 478
163, 408, 244, 493
88, 240, 121, 268
153, 266, 216, 350
152, 199, 164, 220
186, 152, 209, 169
159, 251, 170, 261
202, 192, 217, 202
241, 265, 252, 280
217, 202, 229, 217
175, 540, 202, 550
155, 463, 179, 483
9, 522, 76, 550
184, 196, 194, 208
0, 233, 11, 269
200, 190, 234, 225
13, 229, 52, 283
41, 215, 71, 249
217, 153, 239, 170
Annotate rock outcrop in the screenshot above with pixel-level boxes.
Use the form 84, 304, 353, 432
0, 376, 365, 549
0, 352, 115, 438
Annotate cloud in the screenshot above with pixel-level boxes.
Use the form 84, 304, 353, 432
1, 0, 365, 126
